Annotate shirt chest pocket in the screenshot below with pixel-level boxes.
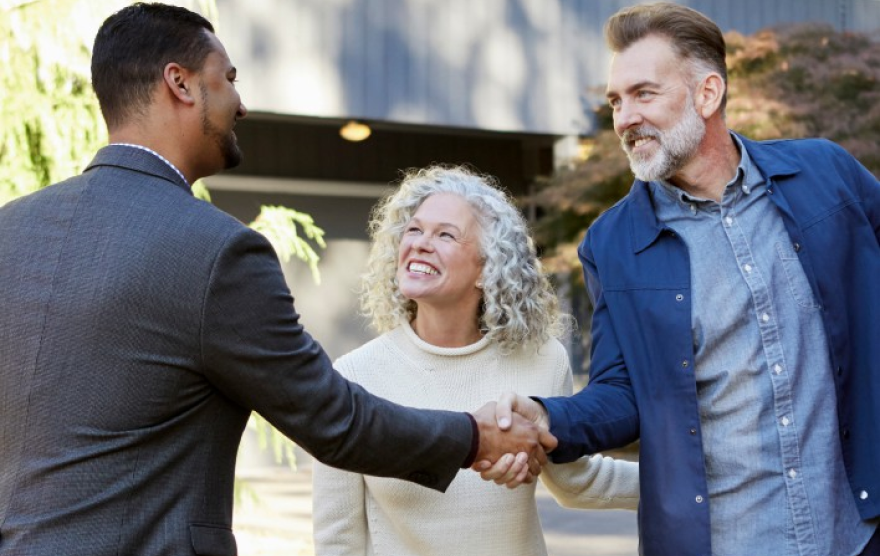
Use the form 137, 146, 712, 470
775, 241, 821, 310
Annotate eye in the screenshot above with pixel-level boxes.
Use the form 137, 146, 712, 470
405, 226, 422, 235
636, 89, 654, 99
608, 97, 621, 109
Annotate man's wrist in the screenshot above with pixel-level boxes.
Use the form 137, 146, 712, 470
529, 396, 551, 429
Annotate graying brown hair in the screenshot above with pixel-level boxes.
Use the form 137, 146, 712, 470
605, 2, 728, 112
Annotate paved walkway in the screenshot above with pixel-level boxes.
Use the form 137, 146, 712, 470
233, 449, 638, 556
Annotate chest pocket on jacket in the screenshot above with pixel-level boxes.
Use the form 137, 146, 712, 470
775, 241, 821, 310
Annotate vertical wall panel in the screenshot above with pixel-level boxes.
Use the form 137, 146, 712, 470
217, 0, 880, 135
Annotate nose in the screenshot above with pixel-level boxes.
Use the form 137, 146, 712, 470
614, 99, 642, 136
411, 232, 434, 252
237, 101, 248, 119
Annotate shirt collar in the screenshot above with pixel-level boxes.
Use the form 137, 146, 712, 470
109, 143, 190, 187
654, 131, 756, 206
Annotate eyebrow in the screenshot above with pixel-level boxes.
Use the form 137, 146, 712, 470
606, 80, 661, 99
409, 216, 464, 234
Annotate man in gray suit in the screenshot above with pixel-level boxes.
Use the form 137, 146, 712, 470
0, 3, 552, 555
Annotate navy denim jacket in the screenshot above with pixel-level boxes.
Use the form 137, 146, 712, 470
540, 134, 880, 556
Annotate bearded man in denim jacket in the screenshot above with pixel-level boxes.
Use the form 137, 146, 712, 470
484, 3, 880, 556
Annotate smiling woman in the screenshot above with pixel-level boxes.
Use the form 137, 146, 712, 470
396, 192, 485, 346
311, 164, 639, 556
361, 165, 565, 354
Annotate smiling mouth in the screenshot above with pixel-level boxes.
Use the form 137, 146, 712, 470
408, 262, 438, 275
622, 128, 658, 152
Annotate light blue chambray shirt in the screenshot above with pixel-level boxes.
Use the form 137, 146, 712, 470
649, 134, 877, 556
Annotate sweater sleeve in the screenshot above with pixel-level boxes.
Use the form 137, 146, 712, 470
312, 461, 368, 556
540, 455, 639, 510
311, 355, 369, 556
539, 342, 640, 510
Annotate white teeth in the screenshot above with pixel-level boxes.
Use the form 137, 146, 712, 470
634, 137, 652, 148
409, 262, 438, 275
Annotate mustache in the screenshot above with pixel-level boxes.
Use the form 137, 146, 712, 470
621, 126, 661, 144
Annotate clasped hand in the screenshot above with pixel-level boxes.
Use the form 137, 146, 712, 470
469, 392, 553, 488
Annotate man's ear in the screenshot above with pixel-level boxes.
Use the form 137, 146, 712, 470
695, 72, 725, 119
163, 63, 196, 105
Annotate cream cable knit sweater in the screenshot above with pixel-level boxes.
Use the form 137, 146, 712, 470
312, 323, 639, 556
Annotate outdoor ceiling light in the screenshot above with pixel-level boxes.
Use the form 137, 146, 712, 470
339, 120, 372, 142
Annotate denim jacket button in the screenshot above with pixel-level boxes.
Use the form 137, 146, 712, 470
793, 242, 801, 252
675, 294, 684, 302
860, 490, 869, 500
695, 495, 704, 503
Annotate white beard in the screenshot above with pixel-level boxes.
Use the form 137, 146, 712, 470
621, 94, 706, 182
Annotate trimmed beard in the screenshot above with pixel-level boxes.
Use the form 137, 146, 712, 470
200, 82, 243, 170
621, 90, 706, 182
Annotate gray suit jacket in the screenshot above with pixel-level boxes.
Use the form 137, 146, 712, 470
0, 146, 473, 556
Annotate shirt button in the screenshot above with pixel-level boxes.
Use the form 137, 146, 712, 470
695, 495, 704, 503
761, 313, 770, 322
860, 490, 869, 500
690, 204, 697, 213
742, 184, 750, 193
781, 416, 790, 426
788, 469, 797, 479
724, 216, 733, 226
743, 264, 752, 273
773, 364, 783, 374
793, 243, 801, 252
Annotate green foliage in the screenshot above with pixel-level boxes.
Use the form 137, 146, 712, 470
191, 180, 213, 202
248, 413, 298, 468
0, 0, 111, 206
250, 206, 327, 284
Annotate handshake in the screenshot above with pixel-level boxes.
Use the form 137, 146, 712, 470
470, 392, 553, 488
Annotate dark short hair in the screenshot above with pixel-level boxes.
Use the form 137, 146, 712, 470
604, 2, 728, 111
91, 2, 215, 129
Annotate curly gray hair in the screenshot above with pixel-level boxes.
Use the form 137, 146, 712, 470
361, 165, 566, 353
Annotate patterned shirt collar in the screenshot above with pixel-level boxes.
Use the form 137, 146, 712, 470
109, 143, 189, 187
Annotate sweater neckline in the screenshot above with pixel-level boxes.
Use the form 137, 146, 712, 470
402, 320, 491, 357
